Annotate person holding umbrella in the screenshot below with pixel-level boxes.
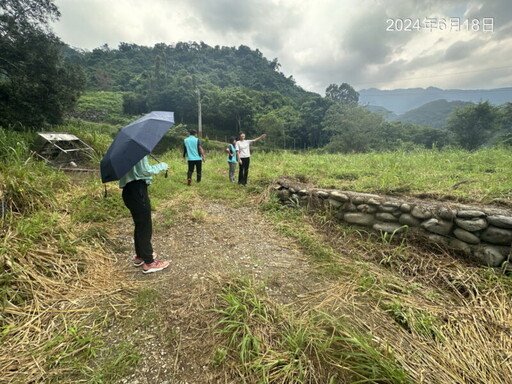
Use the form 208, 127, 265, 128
120, 156, 170, 274
100, 111, 174, 274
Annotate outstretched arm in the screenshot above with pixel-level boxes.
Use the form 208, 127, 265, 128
141, 156, 168, 175
252, 133, 267, 143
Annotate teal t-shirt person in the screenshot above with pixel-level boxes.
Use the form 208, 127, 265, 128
227, 143, 237, 163
183, 135, 203, 161
182, 130, 205, 185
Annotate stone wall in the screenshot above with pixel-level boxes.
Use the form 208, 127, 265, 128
273, 179, 512, 268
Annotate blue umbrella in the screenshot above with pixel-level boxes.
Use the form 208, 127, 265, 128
100, 111, 174, 183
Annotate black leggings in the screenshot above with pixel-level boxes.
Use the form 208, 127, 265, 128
238, 157, 250, 185
122, 180, 154, 264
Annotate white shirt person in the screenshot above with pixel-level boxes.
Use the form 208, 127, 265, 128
235, 132, 266, 185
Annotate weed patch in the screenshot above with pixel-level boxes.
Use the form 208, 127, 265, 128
214, 278, 412, 383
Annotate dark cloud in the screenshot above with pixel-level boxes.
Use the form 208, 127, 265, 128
186, 0, 299, 34
186, 0, 262, 32
465, 1, 512, 38
295, 0, 512, 92
344, 13, 394, 64
51, 0, 511, 93
443, 39, 480, 62
184, 0, 302, 52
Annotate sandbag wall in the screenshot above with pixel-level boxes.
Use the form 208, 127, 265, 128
273, 179, 512, 268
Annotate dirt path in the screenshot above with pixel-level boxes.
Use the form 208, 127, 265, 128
113, 198, 325, 384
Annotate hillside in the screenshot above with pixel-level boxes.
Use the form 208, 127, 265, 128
397, 99, 474, 128
64, 42, 310, 99
62, 42, 331, 144
359, 86, 512, 115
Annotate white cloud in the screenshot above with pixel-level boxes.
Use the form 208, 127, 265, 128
51, 0, 512, 94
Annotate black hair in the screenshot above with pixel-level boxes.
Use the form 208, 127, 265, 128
189, 129, 197, 135
228, 136, 236, 143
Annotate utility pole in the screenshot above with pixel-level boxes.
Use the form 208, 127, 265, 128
197, 88, 202, 138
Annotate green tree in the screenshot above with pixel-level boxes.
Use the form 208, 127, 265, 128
219, 88, 256, 134
272, 105, 303, 149
0, 0, 60, 31
325, 83, 359, 105
494, 102, 512, 145
0, 0, 85, 128
447, 101, 498, 150
300, 95, 334, 148
323, 104, 383, 153
256, 112, 284, 148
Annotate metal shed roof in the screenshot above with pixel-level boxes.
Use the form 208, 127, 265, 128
37, 132, 82, 142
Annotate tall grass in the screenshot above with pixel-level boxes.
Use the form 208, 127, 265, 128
214, 278, 412, 383
0, 129, 69, 214
245, 146, 512, 203
148, 144, 512, 205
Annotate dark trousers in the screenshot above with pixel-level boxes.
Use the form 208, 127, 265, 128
238, 157, 250, 185
122, 180, 154, 264
187, 160, 202, 182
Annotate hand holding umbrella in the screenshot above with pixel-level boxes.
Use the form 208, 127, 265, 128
100, 111, 174, 183
149, 153, 168, 178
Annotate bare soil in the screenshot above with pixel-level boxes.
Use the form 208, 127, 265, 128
112, 197, 326, 384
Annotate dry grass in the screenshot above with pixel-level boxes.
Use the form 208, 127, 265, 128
300, 213, 512, 384
2, 170, 512, 383
0, 210, 134, 383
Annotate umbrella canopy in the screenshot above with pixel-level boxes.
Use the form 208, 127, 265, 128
100, 111, 174, 183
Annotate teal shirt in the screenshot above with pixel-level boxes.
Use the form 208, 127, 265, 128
119, 156, 168, 188
183, 135, 202, 161
227, 144, 237, 163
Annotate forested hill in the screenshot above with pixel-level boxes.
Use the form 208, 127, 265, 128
61, 41, 335, 147
397, 99, 474, 129
64, 42, 310, 99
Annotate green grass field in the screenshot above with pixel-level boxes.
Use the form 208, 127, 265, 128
154, 145, 512, 206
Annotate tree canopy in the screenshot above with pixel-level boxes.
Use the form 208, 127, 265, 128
447, 101, 498, 150
0, 0, 85, 128
325, 83, 359, 105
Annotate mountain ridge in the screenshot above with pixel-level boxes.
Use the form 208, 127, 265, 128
358, 86, 512, 115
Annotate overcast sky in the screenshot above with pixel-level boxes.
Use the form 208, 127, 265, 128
51, 0, 512, 95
